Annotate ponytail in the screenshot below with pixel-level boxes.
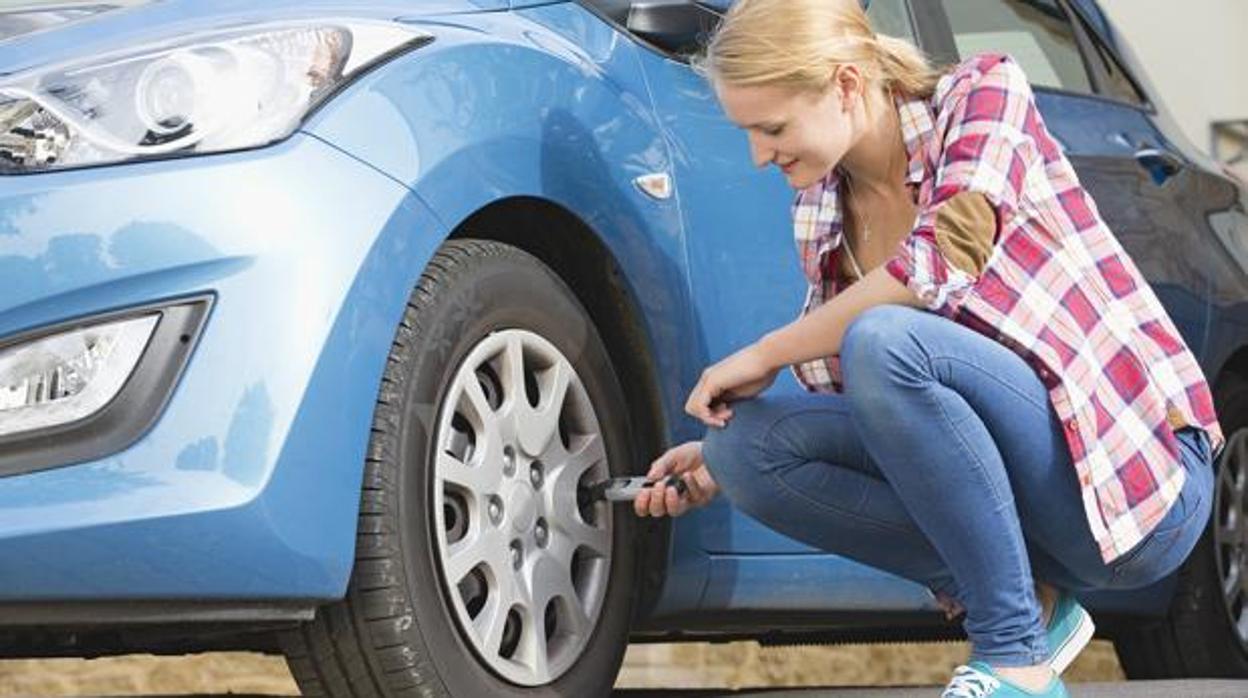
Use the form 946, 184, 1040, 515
693, 0, 946, 99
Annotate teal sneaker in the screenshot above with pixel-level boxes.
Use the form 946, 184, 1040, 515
941, 661, 1069, 697
1044, 591, 1095, 675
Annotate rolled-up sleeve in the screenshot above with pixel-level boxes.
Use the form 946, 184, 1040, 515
885, 55, 1037, 318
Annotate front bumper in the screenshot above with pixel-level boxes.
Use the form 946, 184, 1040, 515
0, 132, 446, 601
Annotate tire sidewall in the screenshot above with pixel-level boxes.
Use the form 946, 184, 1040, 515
392, 243, 638, 697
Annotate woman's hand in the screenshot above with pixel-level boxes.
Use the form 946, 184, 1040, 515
685, 342, 780, 428
634, 441, 718, 518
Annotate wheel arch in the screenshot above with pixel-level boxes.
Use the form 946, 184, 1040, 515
447, 196, 675, 621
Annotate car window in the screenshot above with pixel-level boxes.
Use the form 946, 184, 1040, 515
866, 0, 918, 45
940, 0, 1091, 94
1072, 9, 1147, 106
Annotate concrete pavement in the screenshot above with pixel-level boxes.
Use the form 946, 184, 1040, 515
615, 680, 1248, 697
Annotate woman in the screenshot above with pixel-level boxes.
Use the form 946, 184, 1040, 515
633, 1, 1225, 696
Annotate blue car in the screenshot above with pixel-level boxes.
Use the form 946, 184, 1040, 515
3, 0, 1247, 694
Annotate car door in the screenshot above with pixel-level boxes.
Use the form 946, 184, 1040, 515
930, 0, 1214, 356
631, 0, 924, 403
625, 0, 928, 562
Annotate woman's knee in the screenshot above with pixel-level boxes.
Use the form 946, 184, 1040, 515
701, 398, 777, 492
841, 305, 923, 403
841, 305, 916, 373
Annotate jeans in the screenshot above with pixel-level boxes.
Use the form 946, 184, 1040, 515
701, 304, 1214, 667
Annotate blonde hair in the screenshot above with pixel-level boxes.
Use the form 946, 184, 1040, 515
693, 0, 947, 100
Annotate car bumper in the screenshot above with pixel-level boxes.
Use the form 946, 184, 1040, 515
0, 133, 446, 601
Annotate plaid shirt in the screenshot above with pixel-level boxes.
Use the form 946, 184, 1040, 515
790, 52, 1224, 564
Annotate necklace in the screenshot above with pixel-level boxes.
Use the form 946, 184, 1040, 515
842, 87, 907, 282
843, 175, 871, 280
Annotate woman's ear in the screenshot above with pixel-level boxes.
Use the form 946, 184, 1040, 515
831, 64, 864, 115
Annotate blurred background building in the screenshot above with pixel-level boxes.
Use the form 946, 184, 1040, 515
1100, 0, 1248, 180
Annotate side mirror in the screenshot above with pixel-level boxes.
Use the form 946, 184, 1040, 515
626, 1, 723, 56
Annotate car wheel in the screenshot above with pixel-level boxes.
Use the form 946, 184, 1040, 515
1112, 373, 1248, 679
281, 239, 640, 697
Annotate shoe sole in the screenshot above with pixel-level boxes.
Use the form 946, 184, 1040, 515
1049, 605, 1095, 675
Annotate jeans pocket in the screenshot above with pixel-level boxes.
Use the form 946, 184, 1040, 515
1108, 487, 1202, 589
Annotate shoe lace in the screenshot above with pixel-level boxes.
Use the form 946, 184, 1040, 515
941, 664, 1001, 698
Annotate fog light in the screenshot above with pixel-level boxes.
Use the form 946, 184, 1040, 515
0, 315, 158, 438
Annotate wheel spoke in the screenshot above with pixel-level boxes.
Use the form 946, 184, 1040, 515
565, 518, 610, 559
531, 554, 590, 640
561, 590, 592, 639
526, 605, 551, 682
462, 373, 497, 428
499, 337, 548, 456
1237, 604, 1248, 644
502, 335, 527, 411
503, 340, 574, 458
473, 578, 514, 657
445, 529, 505, 585
1224, 559, 1242, 600
545, 433, 607, 513
1219, 519, 1239, 544
566, 433, 606, 479
539, 360, 572, 417
461, 367, 511, 475
438, 452, 489, 493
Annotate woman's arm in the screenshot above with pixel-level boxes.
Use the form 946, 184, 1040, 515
758, 182, 998, 371
758, 264, 923, 370
684, 269, 920, 426
684, 189, 996, 426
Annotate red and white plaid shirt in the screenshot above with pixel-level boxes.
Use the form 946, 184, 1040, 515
791, 52, 1224, 564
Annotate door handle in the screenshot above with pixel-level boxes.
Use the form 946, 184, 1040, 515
1134, 147, 1185, 185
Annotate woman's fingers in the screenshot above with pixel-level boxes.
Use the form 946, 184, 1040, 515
664, 484, 687, 516
634, 488, 652, 517
684, 376, 705, 418
635, 442, 713, 518
692, 465, 718, 500
647, 482, 668, 517
680, 473, 705, 506
682, 467, 718, 508
646, 452, 671, 480
686, 375, 726, 427
635, 480, 692, 518
686, 471, 709, 505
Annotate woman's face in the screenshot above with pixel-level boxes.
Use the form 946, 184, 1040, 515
714, 67, 863, 190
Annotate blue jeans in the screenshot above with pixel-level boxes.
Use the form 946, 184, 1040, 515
701, 304, 1214, 667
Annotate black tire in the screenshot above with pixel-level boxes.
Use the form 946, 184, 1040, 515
281, 239, 640, 697
1113, 372, 1248, 679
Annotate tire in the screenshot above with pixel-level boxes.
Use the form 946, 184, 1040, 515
1113, 373, 1248, 679
281, 239, 640, 697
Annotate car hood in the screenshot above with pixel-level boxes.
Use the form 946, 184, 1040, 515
0, 2, 146, 43
0, 0, 509, 77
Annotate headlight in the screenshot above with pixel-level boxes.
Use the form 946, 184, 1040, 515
0, 21, 429, 173
0, 315, 157, 438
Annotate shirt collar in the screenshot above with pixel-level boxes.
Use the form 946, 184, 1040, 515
792, 89, 939, 286
894, 89, 937, 187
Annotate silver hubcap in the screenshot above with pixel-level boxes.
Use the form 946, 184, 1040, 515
433, 330, 612, 685
1215, 428, 1248, 653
